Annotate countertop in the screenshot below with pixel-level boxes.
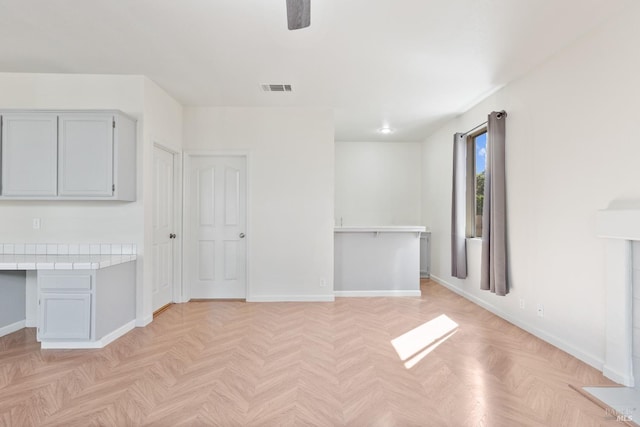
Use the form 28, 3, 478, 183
0, 254, 137, 270
0, 243, 137, 270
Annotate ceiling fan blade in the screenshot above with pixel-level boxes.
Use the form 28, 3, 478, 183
286, 0, 310, 30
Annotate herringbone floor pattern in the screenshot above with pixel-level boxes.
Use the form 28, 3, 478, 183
0, 280, 618, 426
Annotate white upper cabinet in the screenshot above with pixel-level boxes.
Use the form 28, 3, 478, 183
0, 110, 136, 201
58, 114, 114, 197
1, 113, 58, 196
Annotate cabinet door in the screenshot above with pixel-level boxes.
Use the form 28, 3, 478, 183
1, 113, 58, 196
58, 114, 114, 197
39, 292, 91, 340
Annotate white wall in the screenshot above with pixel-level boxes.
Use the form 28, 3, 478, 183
183, 107, 335, 300
0, 73, 183, 325
335, 141, 422, 226
421, 2, 640, 370
0, 73, 144, 243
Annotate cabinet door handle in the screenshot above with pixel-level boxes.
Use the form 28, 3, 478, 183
239, 233, 245, 239
169, 233, 176, 239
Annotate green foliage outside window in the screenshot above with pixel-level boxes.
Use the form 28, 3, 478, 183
476, 171, 485, 216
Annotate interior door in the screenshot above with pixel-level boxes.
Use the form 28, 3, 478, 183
152, 146, 175, 311
186, 155, 247, 299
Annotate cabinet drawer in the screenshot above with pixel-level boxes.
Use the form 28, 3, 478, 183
39, 273, 92, 290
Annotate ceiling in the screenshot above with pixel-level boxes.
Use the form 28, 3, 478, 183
0, 0, 631, 141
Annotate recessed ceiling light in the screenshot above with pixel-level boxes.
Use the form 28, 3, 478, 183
377, 127, 395, 135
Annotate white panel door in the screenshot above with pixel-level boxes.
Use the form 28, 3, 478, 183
1, 113, 58, 196
186, 156, 247, 299
152, 146, 175, 311
58, 114, 113, 197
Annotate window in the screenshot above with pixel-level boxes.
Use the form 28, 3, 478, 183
467, 130, 487, 238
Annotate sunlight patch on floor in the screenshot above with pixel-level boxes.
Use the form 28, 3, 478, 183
391, 314, 459, 369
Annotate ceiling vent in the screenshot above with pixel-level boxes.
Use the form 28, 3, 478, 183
261, 84, 292, 92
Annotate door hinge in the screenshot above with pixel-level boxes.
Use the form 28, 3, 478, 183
112, 120, 116, 129
112, 184, 115, 193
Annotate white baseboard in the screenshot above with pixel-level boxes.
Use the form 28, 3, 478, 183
430, 274, 604, 373
41, 320, 136, 350
0, 320, 26, 338
99, 320, 136, 347
42, 340, 103, 350
247, 294, 335, 302
135, 314, 153, 327
603, 364, 635, 387
334, 290, 422, 297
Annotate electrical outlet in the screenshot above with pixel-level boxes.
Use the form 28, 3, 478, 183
519, 299, 525, 309
537, 304, 544, 318
32, 218, 41, 230
319, 279, 326, 288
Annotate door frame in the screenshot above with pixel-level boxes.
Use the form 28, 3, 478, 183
182, 150, 251, 301
152, 142, 184, 305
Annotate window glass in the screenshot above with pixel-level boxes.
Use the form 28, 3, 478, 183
473, 132, 487, 237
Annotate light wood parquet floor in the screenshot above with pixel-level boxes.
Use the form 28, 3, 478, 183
0, 280, 620, 426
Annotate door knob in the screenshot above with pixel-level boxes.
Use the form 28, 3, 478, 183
239, 233, 245, 239
169, 233, 176, 239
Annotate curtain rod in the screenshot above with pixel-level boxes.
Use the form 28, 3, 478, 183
461, 110, 507, 136
462, 121, 487, 136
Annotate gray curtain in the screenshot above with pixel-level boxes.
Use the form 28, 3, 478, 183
451, 133, 467, 279
481, 111, 508, 295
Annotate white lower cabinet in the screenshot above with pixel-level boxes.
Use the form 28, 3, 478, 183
39, 293, 92, 340
37, 270, 94, 341
36, 262, 136, 348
